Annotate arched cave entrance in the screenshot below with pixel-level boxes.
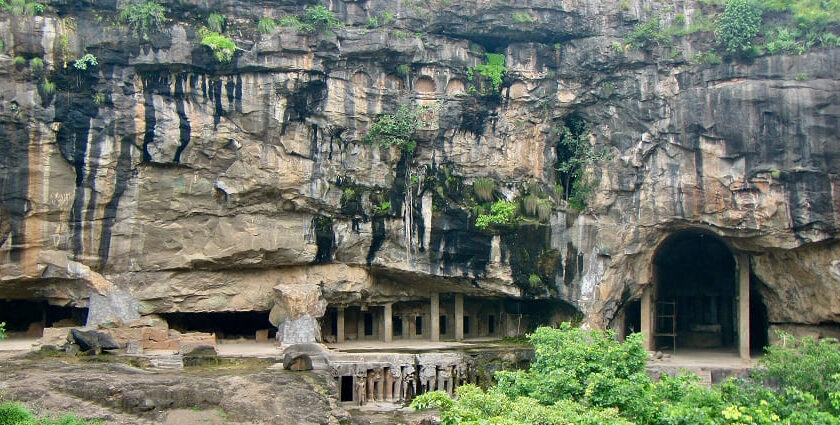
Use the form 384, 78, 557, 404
652, 231, 737, 352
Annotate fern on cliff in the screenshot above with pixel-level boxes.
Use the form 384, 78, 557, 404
199, 28, 236, 63
119, 0, 166, 40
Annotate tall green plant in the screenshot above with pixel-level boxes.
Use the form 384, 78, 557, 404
362, 105, 426, 152
257, 17, 276, 34
468, 53, 506, 95
119, 0, 166, 40
555, 122, 609, 210
716, 0, 762, 53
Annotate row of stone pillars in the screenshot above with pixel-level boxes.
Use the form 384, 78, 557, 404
334, 293, 465, 342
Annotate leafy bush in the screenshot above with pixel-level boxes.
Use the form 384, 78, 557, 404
362, 105, 426, 152
29, 57, 44, 70
625, 17, 671, 50
0, 402, 96, 425
366, 16, 379, 28
472, 178, 495, 202
5, 0, 44, 16
40, 80, 55, 95
395, 64, 411, 77
413, 325, 840, 425
119, 0, 166, 40
257, 17, 276, 34
373, 201, 391, 216
13, 56, 26, 67
716, 0, 762, 53
475, 200, 517, 229
555, 123, 610, 210
207, 12, 225, 33
467, 53, 506, 95
199, 28, 236, 63
73, 53, 97, 70
0, 321, 6, 340
279, 6, 341, 33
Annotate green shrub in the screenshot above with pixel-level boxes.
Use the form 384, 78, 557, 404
304, 5, 341, 31
119, 0, 166, 40
475, 200, 517, 229
380, 11, 395, 25
395, 64, 411, 77
513, 11, 535, 23
13, 55, 26, 67
207, 12, 225, 33
625, 17, 671, 50
199, 28, 236, 63
472, 178, 495, 202
23, 0, 42, 15
40, 80, 55, 95
362, 105, 426, 152
694, 50, 723, 64
0, 402, 33, 424
716, 0, 762, 53
93, 92, 106, 105
555, 122, 610, 210
29, 57, 44, 70
6, 0, 44, 16
73, 53, 97, 70
373, 201, 391, 216
366, 16, 379, 28
257, 17, 276, 34
0, 321, 6, 340
467, 53, 506, 95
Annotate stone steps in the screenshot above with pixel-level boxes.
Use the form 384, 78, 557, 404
149, 354, 183, 371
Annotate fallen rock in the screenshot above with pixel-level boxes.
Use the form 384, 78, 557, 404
282, 343, 327, 370
70, 329, 120, 353
179, 332, 217, 356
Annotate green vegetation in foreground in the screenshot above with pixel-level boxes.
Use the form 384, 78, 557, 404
0, 402, 98, 425
0, 321, 6, 339
413, 323, 840, 425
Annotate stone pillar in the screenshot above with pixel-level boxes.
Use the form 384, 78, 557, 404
738, 253, 751, 360
430, 292, 440, 342
640, 286, 654, 351
336, 307, 345, 343
383, 303, 393, 342
455, 293, 464, 341
407, 315, 415, 339
384, 369, 394, 400
358, 307, 366, 340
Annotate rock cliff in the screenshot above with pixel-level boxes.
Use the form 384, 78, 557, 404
0, 0, 838, 341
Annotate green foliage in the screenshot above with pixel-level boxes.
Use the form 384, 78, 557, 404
199, 28, 236, 63
93, 92, 106, 105
795, 72, 808, 80
29, 57, 44, 70
5, 0, 43, 16
119, 0, 166, 40
366, 16, 379, 28
716, 0, 762, 53
380, 11, 395, 25
0, 321, 6, 340
468, 53, 506, 95
626, 17, 671, 50
362, 105, 426, 153
373, 201, 391, 216
414, 325, 840, 425
207, 12, 225, 33
611, 41, 625, 52
257, 17, 276, 34
0, 402, 98, 424
279, 6, 342, 33
475, 200, 517, 229
694, 50, 724, 64
513, 11, 535, 23
13, 55, 26, 67
395, 64, 411, 77
72, 53, 97, 70
555, 123, 610, 210
40, 80, 55, 95
472, 178, 495, 202
527, 273, 543, 290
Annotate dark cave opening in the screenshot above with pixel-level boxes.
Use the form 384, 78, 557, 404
653, 231, 737, 350
750, 273, 770, 354
623, 299, 641, 339
158, 311, 274, 340
0, 300, 88, 337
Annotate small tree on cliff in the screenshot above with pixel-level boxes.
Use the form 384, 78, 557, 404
555, 118, 611, 210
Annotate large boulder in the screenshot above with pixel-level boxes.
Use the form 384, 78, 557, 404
282, 343, 328, 371
270, 284, 327, 345
70, 329, 120, 353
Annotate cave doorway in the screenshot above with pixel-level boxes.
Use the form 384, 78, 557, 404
0, 300, 87, 338
749, 273, 769, 354
158, 311, 274, 340
652, 231, 738, 352
622, 299, 641, 340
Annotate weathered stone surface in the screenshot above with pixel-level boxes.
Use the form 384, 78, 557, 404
0, 0, 837, 339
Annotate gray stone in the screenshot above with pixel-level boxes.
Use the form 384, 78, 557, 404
70, 329, 120, 353
87, 288, 141, 328
277, 315, 321, 345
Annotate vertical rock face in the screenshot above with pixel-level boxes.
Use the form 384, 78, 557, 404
0, 0, 838, 338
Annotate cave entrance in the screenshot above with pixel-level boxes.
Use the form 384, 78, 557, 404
645, 231, 751, 359
621, 299, 641, 340
158, 311, 274, 341
0, 300, 87, 338
749, 273, 769, 354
